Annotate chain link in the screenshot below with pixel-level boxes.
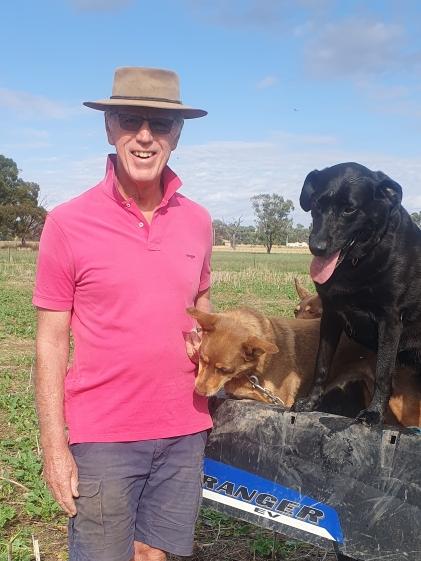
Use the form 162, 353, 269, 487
247, 374, 286, 407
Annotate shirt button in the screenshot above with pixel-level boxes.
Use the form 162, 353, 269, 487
138, 222, 144, 228
126, 203, 131, 208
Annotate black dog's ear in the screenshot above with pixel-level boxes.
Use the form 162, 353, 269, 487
300, 170, 319, 212
374, 174, 402, 207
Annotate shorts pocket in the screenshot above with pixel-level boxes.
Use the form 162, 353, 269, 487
73, 479, 105, 544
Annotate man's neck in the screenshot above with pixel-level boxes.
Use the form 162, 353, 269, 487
115, 163, 164, 218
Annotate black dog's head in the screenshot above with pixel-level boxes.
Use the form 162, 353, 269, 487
300, 162, 402, 284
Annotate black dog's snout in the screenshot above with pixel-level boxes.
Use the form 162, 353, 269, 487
309, 238, 328, 256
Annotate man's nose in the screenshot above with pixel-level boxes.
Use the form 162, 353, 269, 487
135, 123, 153, 142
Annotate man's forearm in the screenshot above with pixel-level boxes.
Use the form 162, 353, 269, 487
36, 341, 69, 449
35, 310, 71, 451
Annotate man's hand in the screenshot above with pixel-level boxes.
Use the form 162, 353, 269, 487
43, 446, 79, 517
185, 328, 202, 364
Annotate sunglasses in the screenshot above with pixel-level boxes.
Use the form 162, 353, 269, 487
113, 112, 177, 134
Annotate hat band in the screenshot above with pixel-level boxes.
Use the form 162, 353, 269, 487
110, 95, 181, 104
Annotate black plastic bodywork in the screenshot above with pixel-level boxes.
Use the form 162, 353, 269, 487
203, 399, 421, 561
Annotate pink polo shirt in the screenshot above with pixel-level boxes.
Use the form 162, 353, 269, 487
33, 155, 213, 444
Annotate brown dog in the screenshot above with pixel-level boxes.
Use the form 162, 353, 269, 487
293, 281, 421, 426
187, 306, 376, 415
293, 278, 322, 319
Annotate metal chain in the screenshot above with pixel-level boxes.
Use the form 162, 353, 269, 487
247, 374, 286, 407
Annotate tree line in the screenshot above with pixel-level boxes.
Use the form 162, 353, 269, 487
0, 155, 46, 246
216, 195, 421, 254
1, 154, 421, 251
214, 193, 309, 253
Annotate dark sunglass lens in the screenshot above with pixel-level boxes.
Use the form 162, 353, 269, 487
118, 114, 144, 131
116, 114, 174, 134
149, 118, 174, 134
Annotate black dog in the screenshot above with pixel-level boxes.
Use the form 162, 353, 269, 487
294, 162, 421, 425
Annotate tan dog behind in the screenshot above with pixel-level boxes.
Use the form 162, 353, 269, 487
293, 277, 322, 319
293, 280, 421, 426
188, 306, 375, 413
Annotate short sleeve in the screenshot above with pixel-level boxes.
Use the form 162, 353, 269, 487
198, 215, 212, 293
33, 214, 75, 310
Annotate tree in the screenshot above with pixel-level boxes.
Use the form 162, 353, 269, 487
237, 225, 257, 245
225, 218, 243, 250
213, 218, 250, 249
287, 223, 310, 244
411, 212, 421, 228
212, 219, 229, 245
251, 193, 294, 253
0, 155, 47, 245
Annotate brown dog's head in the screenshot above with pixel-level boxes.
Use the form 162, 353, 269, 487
187, 307, 278, 396
293, 277, 322, 319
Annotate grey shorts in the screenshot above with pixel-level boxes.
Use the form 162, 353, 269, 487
68, 431, 207, 561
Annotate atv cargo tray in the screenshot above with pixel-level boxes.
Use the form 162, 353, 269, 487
203, 399, 421, 561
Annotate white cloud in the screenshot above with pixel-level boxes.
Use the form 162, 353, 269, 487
356, 79, 421, 119
0, 88, 79, 119
175, 136, 421, 224
304, 19, 419, 78
256, 75, 279, 90
0, 127, 52, 150
186, 0, 331, 31
20, 133, 421, 226
70, 0, 133, 11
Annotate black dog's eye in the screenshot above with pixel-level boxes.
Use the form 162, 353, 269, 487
342, 207, 357, 216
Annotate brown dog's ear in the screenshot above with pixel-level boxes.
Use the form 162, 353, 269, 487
241, 336, 278, 361
300, 169, 319, 212
186, 307, 218, 331
294, 277, 311, 300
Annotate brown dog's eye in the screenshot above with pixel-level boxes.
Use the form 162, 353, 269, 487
215, 366, 233, 374
343, 207, 357, 216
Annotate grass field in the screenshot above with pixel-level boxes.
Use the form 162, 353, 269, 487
0, 247, 335, 561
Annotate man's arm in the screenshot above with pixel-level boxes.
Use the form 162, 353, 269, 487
194, 287, 211, 313
35, 308, 79, 516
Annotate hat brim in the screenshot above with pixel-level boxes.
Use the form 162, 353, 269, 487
83, 98, 207, 119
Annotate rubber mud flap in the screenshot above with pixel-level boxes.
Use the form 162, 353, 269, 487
203, 398, 421, 561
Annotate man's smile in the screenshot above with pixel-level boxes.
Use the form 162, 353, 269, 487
132, 150, 155, 159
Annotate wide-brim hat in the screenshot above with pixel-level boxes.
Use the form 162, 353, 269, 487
83, 67, 207, 119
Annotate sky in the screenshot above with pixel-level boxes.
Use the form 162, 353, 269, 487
1, 0, 421, 226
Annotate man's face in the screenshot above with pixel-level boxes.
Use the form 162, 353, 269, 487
105, 108, 183, 188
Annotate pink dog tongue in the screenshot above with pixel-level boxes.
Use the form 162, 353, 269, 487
310, 250, 341, 284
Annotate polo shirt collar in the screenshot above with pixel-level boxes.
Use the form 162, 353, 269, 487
102, 153, 182, 208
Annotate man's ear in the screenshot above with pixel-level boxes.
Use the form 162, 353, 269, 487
186, 307, 218, 331
300, 169, 319, 212
374, 173, 402, 207
105, 113, 115, 146
241, 336, 278, 361
170, 120, 184, 151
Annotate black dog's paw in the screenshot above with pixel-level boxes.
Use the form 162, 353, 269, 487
356, 408, 383, 426
293, 397, 316, 412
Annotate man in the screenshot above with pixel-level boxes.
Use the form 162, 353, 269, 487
33, 67, 212, 561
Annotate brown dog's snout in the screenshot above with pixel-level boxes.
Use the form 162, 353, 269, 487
195, 366, 225, 397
